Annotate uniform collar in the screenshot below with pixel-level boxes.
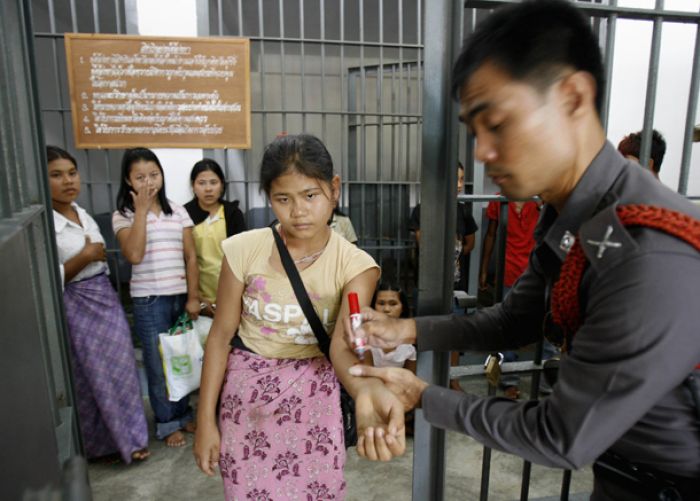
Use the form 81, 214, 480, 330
53, 202, 82, 232
539, 141, 625, 261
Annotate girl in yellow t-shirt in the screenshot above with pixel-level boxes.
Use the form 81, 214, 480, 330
184, 159, 247, 316
194, 134, 406, 499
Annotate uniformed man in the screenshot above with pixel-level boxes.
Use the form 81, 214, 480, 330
346, 1, 700, 499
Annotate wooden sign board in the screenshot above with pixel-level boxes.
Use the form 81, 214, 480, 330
64, 33, 250, 149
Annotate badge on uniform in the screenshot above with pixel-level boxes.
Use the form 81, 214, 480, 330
559, 230, 576, 253
586, 225, 621, 258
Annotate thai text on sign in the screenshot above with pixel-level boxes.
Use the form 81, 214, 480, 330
64, 34, 250, 149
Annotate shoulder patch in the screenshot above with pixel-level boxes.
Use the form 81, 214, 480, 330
579, 204, 639, 272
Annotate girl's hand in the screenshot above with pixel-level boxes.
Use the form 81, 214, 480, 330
185, 297, 201, 320
130, 183, 157, 213
81, 236, 107, 262
354, 383, 406, 461
193, 420, 220, 476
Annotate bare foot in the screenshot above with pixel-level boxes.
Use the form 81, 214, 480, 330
183, 421, 196, 434
165, 430, 186, 447
131, 448, 150, 461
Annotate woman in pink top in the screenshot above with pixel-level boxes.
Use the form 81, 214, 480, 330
112, 148, 200, 448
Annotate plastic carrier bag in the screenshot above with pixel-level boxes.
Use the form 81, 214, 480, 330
159, 313, 203, 401
192, 316, 213, 348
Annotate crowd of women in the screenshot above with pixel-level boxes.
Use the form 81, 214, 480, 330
48, 134, 415, 499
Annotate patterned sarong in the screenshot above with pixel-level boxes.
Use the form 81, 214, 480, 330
63, 273, 148, 463
219, 348, 346, 500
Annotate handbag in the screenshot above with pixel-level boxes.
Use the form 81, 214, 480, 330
271, 225, 358, 448
158, 313, 204, 402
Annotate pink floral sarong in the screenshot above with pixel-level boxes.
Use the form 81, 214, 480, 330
219, 348, 346, 500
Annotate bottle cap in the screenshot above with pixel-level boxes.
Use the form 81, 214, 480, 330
348, 292, 360, 315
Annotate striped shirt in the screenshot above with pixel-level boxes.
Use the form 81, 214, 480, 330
112, 201, 193, 297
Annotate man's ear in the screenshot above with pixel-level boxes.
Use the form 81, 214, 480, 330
558, 71, 597, 118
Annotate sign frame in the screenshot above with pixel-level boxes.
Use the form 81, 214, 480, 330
64, 33, 251, 149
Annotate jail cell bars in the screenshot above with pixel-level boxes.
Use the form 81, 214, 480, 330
210, 0, 424, 290
33, 0, 425, 296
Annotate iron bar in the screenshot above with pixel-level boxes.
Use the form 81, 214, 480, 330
638, 0, 664, 170
300, 0, 307, 131
412, 2, 459, 500
600, 0, 617, 132
465, 0, 700, 23
32, 32, 426, 46
479, 383, 497, 501
320, 0, 327, 144
678, 6, 700, 194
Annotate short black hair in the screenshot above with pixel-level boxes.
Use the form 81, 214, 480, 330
190, 158, 227, 201
617, 129, 667, 173
451, 0, 605, 113
260, 134, 334, 196
46, 145, 77, 168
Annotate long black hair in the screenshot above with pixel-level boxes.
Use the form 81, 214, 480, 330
46, 145, 77, 168
190, 158, 226, 202
116, 147, 172, 216
259, 134, 334, 196
372, 282, 411, 318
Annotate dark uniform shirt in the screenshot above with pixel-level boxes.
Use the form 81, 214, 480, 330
415, 142, 700, 480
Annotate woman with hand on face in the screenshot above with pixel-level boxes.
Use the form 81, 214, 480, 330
112, 147, 200, 448
48, 145, 149, 464
184, 159, 246, 317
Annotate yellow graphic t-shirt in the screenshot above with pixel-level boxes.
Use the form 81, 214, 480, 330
222, 228, 378, 359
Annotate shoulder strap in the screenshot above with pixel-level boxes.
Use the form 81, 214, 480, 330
552, 204, 700, 351
270, 225, 331, 359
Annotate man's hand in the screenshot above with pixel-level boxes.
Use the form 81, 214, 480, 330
344, 307, 417, 352
350, 365, 429, 412
354, 383, 406, 461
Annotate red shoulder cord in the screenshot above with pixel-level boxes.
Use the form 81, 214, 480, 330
551, 204, 700, 369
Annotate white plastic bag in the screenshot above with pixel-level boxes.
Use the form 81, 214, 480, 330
159, 316, 203, 401
192, 316, 213, 348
